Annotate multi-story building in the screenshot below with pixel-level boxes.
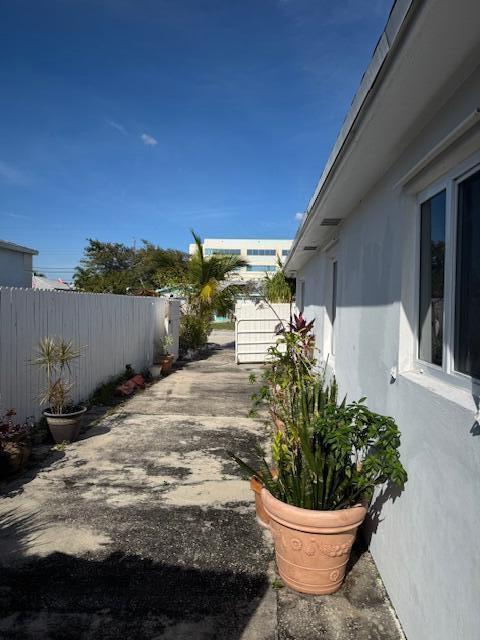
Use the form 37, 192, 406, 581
188, 238, 293, 281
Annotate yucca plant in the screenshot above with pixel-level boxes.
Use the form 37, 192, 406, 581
34, 337, 82, 414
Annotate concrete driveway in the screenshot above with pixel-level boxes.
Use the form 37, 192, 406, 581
0, 331, 403, 640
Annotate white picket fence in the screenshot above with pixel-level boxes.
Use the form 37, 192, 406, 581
0, 287, 180, 423
234, 302, 294, 363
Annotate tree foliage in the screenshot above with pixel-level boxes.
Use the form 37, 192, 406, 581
184, 231, 250, 319
262, 258, 295, 303
73, 239, 189, 294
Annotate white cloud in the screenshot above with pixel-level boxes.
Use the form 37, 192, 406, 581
295, 212, 305, 222
141, 133, 158, 146
3, 211, 32, 220
107, 119, 127, 135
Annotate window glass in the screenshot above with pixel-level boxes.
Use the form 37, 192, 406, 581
282, 249, 290, 256
246, 264, 276, 272
206, 248, 241, 255
455, 169, 480, 379
247, 249, 276, 256
419, 190, 446, 365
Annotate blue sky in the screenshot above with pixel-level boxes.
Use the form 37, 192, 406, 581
0, 0, 392, 280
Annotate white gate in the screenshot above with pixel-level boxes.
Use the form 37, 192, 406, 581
234, 302, 293, 364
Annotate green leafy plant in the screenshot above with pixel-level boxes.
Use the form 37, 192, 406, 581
232, 373, 407, 510
179, 313, 210, 353
161, 335, 174, 356
262, 258, 295, 303
34, 337, 82, 414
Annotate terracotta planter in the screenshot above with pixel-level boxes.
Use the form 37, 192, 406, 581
262, 488, 367, 594
44, 406, 87, 444
157, 355, 174, 374
250, 476, 270, 528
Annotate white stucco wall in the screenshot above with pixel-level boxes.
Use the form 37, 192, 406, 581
0, 247, 33, 288
296, 66, 480, 640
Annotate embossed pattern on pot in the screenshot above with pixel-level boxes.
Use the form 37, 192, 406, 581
263, 488, 366, 594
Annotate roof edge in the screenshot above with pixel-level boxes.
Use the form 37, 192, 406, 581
286, 0, 416, 270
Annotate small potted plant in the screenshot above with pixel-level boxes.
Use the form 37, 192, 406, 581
0, 409, 34, 477
157, 335, 174, 375
34, 337, 86, 443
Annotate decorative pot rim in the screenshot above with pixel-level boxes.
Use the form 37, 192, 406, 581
261, 487, 367, 533
43, 406, 87, 419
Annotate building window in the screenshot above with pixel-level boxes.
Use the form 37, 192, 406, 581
204, 248, 241, 255
282, 249, 290, 256
416, 161, 480, 385
418, 190, 446, 366
247, 249, 276, 256
455, 169, 480, 379
299, 280, 305, 313
246, 264, 277, 272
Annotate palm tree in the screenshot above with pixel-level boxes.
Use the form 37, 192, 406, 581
187, 231, 250, 320
262, 257, 295, 303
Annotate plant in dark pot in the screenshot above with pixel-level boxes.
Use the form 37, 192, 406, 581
231, 371, 407, 595
34, 337, 86, 443
0, 410, 34, 477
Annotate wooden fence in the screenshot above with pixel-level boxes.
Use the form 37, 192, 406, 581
0, 287, 180, 423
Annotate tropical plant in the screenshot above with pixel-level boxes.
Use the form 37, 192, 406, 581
161, 335, 174, 356
33, 338, 82, 414
231, 372, 407, 511
185, 231, 250, 320
262, 258, 295, 303
249, 312, 316, 418
179, 313, 210, 353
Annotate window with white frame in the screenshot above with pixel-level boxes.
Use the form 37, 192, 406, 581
417, 161, 480, 383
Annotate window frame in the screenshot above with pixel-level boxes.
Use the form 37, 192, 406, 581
414, 152, 480, 393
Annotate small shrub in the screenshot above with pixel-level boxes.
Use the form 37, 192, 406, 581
179, 313, 210, 353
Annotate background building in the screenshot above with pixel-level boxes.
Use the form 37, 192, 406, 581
0, 240, 38, 288
188, 238, 293, 281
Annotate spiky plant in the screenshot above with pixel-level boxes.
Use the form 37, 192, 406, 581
34, 338, 82, 414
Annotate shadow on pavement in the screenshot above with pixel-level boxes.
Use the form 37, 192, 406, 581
0, 550, 269, 640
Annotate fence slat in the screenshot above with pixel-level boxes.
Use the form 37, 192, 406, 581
0, 288, 178, 423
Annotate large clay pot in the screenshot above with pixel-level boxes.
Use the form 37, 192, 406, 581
44, 406, 87, 444
261, 488, 367, 594
250, 476, 270, 528
0, 441, 31, 477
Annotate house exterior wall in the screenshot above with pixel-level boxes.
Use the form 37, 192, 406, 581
0, 247, 33, 288
296, 65, 480, 640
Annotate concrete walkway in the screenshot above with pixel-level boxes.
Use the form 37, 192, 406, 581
0, 331, 404, 640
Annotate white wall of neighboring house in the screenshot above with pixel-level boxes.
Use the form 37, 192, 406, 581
0, 241, 37, 288
188, 238, 293, 281
286, 2, 480, 639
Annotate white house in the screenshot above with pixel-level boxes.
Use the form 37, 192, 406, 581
0, 240, 38, 288
188, 238, 292, 281
285, 1, 480, 639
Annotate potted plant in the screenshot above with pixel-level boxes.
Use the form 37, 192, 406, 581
34, 337, 86, 443
233, 328, 407, 595
0, 410, 34, 477
157, 335, 174, 374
